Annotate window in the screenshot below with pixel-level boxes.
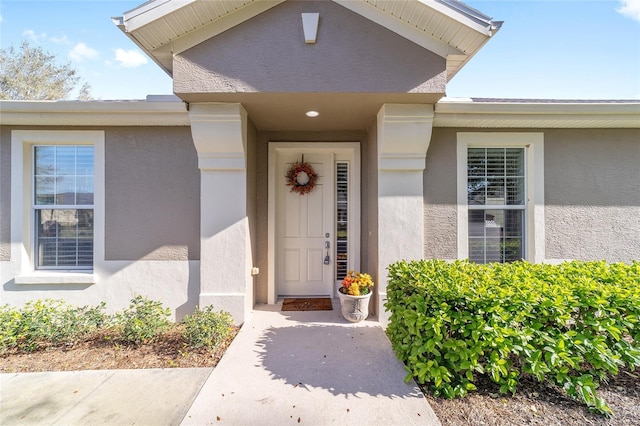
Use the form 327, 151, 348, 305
336, 162, 348, 280
34, 146, 94, 269
11, 130, 104, 282
467, 147, 524, 263
457, 133, 545, 264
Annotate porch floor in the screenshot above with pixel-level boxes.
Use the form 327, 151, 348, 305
182, 298, 440, 425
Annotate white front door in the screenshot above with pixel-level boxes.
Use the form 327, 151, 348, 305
276, 151, 333, 296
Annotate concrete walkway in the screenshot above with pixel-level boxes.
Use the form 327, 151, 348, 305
1, 300, 440, 425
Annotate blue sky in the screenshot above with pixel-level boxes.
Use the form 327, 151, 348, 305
1, 0, 639, 100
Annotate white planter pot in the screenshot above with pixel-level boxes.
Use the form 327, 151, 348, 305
337, 289, 372, 322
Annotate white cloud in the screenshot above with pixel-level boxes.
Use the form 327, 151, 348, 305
69, 42, 98, 62
0, 14, 3, 23
23, 29, 46, 43
617, 0, 640, 22
114, 48, 148, 68
50, 35, 72, 45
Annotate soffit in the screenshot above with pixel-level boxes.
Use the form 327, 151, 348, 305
114, 0, 501, 80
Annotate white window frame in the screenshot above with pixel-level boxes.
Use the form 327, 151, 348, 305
11, 130, 104, 284
457, 132, 545, 263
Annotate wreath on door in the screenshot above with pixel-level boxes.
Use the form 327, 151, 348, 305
286, 161, 319, 195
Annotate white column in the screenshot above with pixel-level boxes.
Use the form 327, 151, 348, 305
377, 104, 434, 327
189, 103, 252, 325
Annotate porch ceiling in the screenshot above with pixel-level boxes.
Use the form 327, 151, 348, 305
181, 92, 443, 131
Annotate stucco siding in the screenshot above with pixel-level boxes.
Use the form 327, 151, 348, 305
364, 122, 378, 278
365, 121, 379, 313
424, 128, 640, 264
544, 129, 640, 263
424, 128, 458, 259
246, 119, 258, 304
0, 126, 11, 261
174, 1, 446, 95
105, 127, 200, 261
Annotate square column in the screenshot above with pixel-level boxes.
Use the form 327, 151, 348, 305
189, 103, 252, 325
377, 104, 434, 326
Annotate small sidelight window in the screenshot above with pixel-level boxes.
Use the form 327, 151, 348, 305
33, 145, 94, 269
336, 162, 349, 281
467, 147, 525, 263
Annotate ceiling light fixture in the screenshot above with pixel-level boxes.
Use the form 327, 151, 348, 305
306, 110, 320, 118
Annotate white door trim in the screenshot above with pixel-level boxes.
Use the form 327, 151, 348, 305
268, 142, 361, 304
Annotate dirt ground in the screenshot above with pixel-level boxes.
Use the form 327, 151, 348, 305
1, 329, 638, 426
424, 370, 640, 426
0, 327, 237, 372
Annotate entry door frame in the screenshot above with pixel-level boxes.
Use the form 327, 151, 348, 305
267, 142, 361, 304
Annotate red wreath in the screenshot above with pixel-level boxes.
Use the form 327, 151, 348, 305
286, 161, 319, 195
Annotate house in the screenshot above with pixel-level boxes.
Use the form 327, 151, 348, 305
1, 0, 638, 325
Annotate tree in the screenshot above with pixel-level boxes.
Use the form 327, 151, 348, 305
0, 40, 92, 100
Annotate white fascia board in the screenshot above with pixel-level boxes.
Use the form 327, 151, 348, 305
417, 0, 497, 35
172, 0, 284, 55
334, 0, 465, 59
435, 100, 640, 117
434, 99, 640, 128
122, 0, 197, 32
0, 101, 190, 126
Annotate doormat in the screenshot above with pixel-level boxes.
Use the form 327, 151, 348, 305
281, 298, 333, 311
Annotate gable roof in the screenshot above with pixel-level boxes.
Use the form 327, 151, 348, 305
113, 0, 502, 80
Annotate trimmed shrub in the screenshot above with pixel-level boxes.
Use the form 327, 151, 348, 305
385, 260, 640, 415
115, 296, 170, 345
0, 299, 107, 352
182, 306, 234, 350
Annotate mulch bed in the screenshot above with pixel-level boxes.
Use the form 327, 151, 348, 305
0, 327, 238, 373
424, 369, 640, 425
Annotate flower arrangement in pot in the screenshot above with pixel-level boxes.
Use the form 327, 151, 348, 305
337, 271, 374, 322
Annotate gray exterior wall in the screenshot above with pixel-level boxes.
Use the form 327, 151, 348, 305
174, 0, 446, 95
424, 128, 458, 259
0, 126, 10, 261
246, 119, 258, 301
254, 130, 369, 304
364, 120, 379, 313
544, 129, 640, 263
424, 128, 640, 263
105, 127, 200, 261
0, 126, 200, 262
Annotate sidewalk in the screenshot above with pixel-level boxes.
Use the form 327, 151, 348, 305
1, 300, 440, 425
1, 368, 212, 425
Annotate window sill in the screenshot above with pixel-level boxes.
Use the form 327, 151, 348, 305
15, 272, 96, 285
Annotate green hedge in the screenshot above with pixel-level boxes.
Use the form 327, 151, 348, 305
385, 260, 640, 415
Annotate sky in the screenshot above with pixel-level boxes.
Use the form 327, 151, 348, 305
0, 0, 639, 100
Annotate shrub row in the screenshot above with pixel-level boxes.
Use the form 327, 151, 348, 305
0, 296, 234, 352
385, 260, 640, 415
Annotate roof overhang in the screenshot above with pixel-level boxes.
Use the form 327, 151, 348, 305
2, 99, 637, 129
113, 0, 502, 80
0, 99, 189, 126
434, 99, 640, 128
